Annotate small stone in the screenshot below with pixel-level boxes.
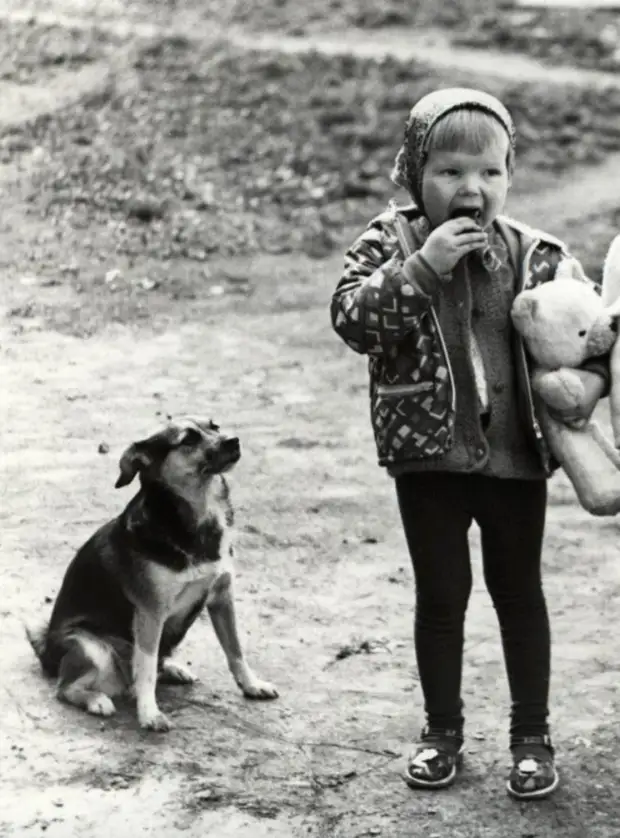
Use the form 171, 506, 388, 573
98, 442, 110, 454
138, 277, 159, 291
105, 269, 122, 285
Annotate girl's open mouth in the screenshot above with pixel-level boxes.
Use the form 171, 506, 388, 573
450, 207, 483, 224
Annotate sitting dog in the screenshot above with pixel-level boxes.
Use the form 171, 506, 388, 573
27, 417, 278, 731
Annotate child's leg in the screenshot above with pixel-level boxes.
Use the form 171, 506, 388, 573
475, 477, 549, 740
395, 472, 474, 737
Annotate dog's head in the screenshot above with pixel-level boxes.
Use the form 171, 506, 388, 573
115, 418, 240, 490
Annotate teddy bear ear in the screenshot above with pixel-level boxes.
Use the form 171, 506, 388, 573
601, 234, 620, 307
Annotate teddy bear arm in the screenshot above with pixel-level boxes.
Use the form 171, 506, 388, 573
531, 367, 585, 412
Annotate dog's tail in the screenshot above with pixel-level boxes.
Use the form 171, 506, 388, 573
24, 620, 48, 662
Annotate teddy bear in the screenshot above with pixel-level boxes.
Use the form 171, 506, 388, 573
602, 235, 620, 447
511, 235, 620, 516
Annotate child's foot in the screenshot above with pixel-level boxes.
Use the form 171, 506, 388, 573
507, 735, 559, 800
403, 728, 464, 789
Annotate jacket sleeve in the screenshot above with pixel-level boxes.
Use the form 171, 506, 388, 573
559, 254, 611, 396
330, 216, 439, 356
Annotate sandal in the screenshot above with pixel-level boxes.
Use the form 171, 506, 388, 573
403, 728, 464, 789
507, 735, 559, 800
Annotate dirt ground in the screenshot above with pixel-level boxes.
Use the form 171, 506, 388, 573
2, 2, 620, 837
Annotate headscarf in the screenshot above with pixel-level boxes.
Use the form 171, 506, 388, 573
390, 87, 516, 211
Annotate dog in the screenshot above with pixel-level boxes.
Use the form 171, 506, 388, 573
27, 417, 278, 731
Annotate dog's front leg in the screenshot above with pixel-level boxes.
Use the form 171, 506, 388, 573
132, 610, 171, 731
207, 574, 278, 700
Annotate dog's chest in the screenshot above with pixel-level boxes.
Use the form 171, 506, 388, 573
156, 529, 234, 615
169, 565, 229, 619
195, 480, 234, 563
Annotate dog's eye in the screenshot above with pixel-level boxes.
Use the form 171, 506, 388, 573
179, 428, 202, 447
578, 329, 587, 337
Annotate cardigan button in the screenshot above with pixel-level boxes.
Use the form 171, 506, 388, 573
492, 382, 505, 394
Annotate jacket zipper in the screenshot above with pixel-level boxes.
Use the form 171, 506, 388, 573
429, 305, 457, 415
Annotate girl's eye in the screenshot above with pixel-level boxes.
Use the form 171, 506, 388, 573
485, 169, 502, 177
442, 169, 459, 176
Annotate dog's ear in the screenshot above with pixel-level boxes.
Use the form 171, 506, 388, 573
114, 425, 190, 488
115, 442, 152, 488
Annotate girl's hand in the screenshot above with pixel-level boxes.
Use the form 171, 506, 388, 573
419, 217, 488, 277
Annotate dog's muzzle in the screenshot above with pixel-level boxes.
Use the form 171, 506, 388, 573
218, 436, 241, 469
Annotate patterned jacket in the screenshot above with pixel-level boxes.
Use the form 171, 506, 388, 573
331, 203, 606, 476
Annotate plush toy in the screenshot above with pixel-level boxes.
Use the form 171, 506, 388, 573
511, 238, 620, 515
601, 235, 620, 446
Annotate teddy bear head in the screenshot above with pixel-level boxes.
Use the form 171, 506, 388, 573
511, 257, 620, 369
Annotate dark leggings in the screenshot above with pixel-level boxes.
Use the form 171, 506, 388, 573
395, 471, 550, 744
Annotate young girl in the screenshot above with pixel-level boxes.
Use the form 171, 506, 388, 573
331, 87, 608, 799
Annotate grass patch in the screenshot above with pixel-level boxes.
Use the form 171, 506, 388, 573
5, 36, 620, 264
145, 0, 620, 72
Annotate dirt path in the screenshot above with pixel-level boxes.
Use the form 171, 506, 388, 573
2, 3, 620, 837
230, 26, 620, 91
0, 62, 117, 130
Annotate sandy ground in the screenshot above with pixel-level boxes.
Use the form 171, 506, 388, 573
2, 3, 620, 837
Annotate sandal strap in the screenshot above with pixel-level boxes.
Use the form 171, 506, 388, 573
511, 734, 554, 756
422, 726, 463, 748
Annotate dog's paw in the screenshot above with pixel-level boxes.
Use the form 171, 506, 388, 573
241, 678, 279, 701
159, 660, 197, 685
139, 710, 173, 732
86, 694, 116, 717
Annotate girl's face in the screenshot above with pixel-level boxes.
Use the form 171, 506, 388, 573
421, 135, 512, 230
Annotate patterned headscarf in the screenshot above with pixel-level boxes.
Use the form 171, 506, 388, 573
390, 87, 516, 210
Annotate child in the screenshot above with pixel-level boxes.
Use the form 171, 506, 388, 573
331, 87, 609, 799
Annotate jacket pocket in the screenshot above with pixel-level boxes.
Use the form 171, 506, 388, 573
371, 376, 454, 463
